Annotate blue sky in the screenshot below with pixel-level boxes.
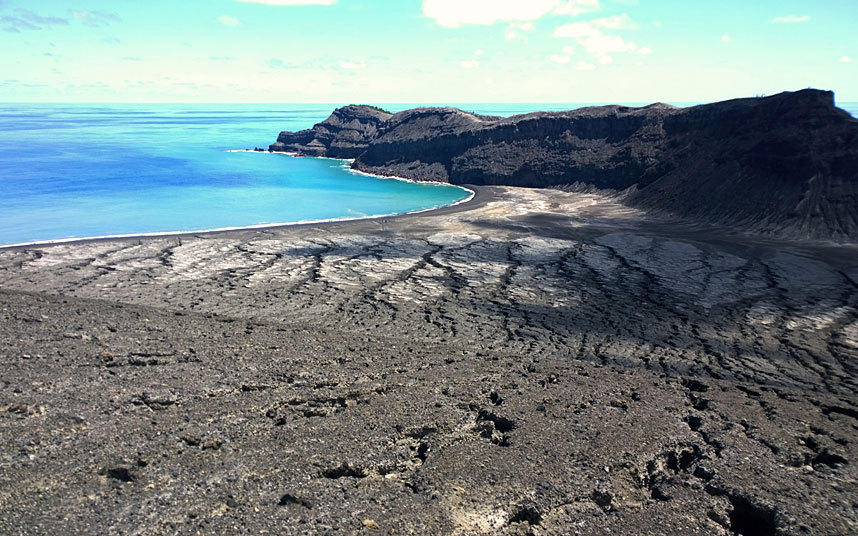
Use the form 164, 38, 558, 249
0, 0, 855, 103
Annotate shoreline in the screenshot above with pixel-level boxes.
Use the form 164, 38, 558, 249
231, 148, 455, 188
0, 150, 479, 251
0, 184, 483, 251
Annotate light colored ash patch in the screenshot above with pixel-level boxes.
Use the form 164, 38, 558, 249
158, 239, 254, 282
594, 232, 767, 307
0, 185, 854, 395
785, 302, 855, 331
841, 321, 858, 348
746, 302, 782, 326
765, 251, 843, 291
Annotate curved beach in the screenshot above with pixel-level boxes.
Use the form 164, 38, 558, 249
0, 151, 474, 250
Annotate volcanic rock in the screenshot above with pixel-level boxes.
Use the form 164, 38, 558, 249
271, 90, 858, 240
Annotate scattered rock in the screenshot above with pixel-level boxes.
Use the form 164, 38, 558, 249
279, 493, 312, 509
361, 519, 380, 530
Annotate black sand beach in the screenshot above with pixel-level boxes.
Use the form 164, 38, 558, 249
1, 185, 856, 535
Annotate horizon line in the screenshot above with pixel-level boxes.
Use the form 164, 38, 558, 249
3, 100, 858, 105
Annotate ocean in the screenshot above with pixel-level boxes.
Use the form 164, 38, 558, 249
0, 103, 470, 247
0, 101, 855, 247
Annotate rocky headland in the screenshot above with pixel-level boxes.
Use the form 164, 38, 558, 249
272, 90, 858, 241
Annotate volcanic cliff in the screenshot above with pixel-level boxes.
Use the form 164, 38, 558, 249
271, 90, 858, 240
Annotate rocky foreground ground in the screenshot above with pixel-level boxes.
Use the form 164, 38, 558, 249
1, 186, 857, 535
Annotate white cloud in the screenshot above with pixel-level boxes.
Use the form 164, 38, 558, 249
339, 60, 366, 70
553, 14, 640, 64
637, 46, 652, 54
424, 0, 556, 27
575, 60, 596, 70
423, 0, 598, 28
505, 21, 534, 41
218, 15, 240, 26
549, 45, 576, 64
235, 0, 336, 5
553, 0, 600, 16
461, 59, 480, 69
839, 56, 853, 63
593, 13, 634, 29
475, 49, 484, 56
553, 13, 635, 37
772, 15, 809, 23
721, 34, 731, 42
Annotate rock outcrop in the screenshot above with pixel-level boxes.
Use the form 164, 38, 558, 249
270, 105, 392, 158
271, 90, 858, 241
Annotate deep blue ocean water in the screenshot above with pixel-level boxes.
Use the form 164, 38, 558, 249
0, 101, 855, 247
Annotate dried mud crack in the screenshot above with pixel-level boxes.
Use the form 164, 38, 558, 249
0, 186, 856, 535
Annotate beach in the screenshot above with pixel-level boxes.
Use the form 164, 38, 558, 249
1, 185, 856, 534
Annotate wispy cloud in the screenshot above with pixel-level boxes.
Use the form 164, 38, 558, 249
554, 0, 599, 17
772, 15, 809, 24
0, 18, 34, 33
339, 60, 366, 70
553, 14, 642, 65
575, 60, 595, 70
268, 58, 299, 69
267, 57, 327, 70
721, 34, 731, 42
218, 15, 241, 26
14, 9, 68, 26
505, 21, 534, 41
1, 8, 69, 33
459, 48, 485, 69
3, 8, 119, 32
71, 10, 120, 27
422, 0, 598, 28
236, 0, 337, 5
549, 45, 576, 64
839, 56, 853, 63
0, 79, 48, 89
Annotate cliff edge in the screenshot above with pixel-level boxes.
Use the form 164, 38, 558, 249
271, 90, 858, 241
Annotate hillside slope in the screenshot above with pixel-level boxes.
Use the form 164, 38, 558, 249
270, 90, 858, 240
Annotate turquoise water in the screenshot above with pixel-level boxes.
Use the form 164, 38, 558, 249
0, 103, 472, 246
0, 101, 855, 247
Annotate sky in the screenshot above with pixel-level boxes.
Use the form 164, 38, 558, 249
0, 0, 856, 103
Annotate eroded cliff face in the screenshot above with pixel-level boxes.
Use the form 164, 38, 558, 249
270, 105, 392, 158
270, 90, 858, 240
